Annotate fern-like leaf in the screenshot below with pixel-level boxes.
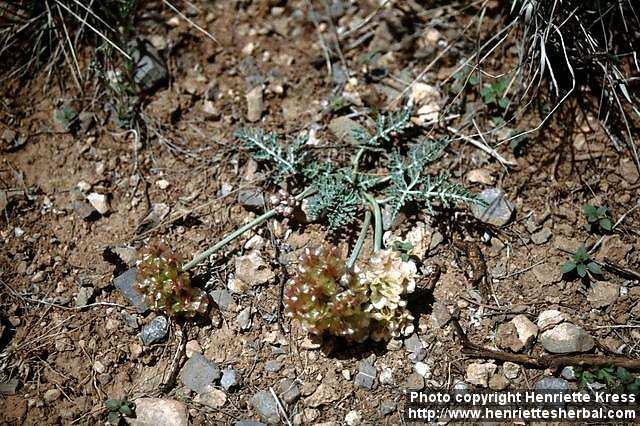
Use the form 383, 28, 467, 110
235, 128, 308, 176
308, 171, 360, 231
385, 139, 448, 221
352, 108, 412, 146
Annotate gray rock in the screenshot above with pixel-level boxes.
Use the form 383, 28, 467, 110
237, 188, 265, 209
540, 323, 595, 353
471, 188, 515, 227
210, 289, 235, 311
112, 246, 138, 267
403, 373, 424, 391
465, 362, 497, 387
2, 128, 16, 144
328, 116, 366, 145
354, 360, 376, 389
221, 368, 239, 391
264, 360, 283, 373
587, 281, 619, 308
114, 268, 148, 313
502, 362, 520, 379
180, 353, 221, 394
246, 86, 264, 122
279, 379, 300, 404
332, 65, 348, 85
131, 39, 168, 92
535, 377, 570, 391
121, 310, 140, 329
194, 389, 226, 409
75, 286, 94, 308
129, 398, 188, 426
73, 200, 99, 221
430, 302, 451, 329
561, 366, 576, 381
78, 111, 94, 134
235, 422, 267, 426
379, 400, 396, 416
404, 334, 427, 362
404, 334, 424, 353
531, 227, 552, 244
429, 230, 444, 251
140, 316, 169, 345
249, 391, 279, 424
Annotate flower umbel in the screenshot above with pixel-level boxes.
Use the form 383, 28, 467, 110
364, 250, 416, 341
284, 246, 370, 342
136, 243, 209, 318
285, 245, 418, 342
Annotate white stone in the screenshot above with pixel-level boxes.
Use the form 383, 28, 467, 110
465, 362, 497, 388
185, 340, 202, 358
511, 314, 538, 350
540, 323, 595, 354
345, 410, 362, 426
129, 398, 188, 426
502, 362, 520, 379
414, 362, 430, 378
156, 179, 170, 190
86, 192, 110, 214
537, 310, 567, 331
194, 389, 226, 409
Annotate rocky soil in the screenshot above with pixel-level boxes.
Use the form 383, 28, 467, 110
1, 1, 639, 425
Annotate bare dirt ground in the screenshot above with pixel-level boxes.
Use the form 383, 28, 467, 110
1, 1, 639, 425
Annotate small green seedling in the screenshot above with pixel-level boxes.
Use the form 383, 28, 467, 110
392, 240, 414, 262
583, 204, 612, 233
105, 398, 135, 425
53, 105, 78, 132
480, 78, 510, 109
575, 365, 640, 394
562, 246, 601, 279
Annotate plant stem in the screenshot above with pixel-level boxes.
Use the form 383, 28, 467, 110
346, 210, 371, 269
183, 186, 316, 271
351, 146, 366, 183
363, 192, 382, 252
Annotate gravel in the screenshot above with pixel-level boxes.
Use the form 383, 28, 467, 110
471, 188, 515, 227
180, 353, 221, 394
140, 316, 169, 345
114, 268, 148, 313
249, 390, 279, 424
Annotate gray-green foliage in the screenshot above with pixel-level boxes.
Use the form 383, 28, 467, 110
235, 128, 309, 177
237, 107, 480, 233
385, 139, 475, 222
307, 171, 360, 230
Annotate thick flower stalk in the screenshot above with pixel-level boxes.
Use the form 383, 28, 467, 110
364, 250, 417, 341
284, 246, 370, 342
136, 243, 209, 318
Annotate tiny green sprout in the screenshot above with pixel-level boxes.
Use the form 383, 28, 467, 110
575, 365, 640, 394
561, 246, 602, 279
392, 240, 413, 262
480, 78, 510, 109
53, 105, 78, 132
583, 204, 612, 233
105, 398, 135, 425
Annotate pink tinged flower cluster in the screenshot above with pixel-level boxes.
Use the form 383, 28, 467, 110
284, 246, 417, 342
135, 243, 209, 318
